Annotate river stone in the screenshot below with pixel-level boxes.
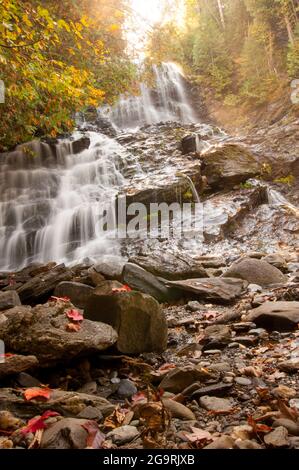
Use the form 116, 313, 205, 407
203, 325, 231, 349
264, 427, 289, 447
107, 425, 139, 445
0, 291, 21, 311
71, 136, 90, 154
167, 278, 247, 303
117, 379, 137, 399
17, 264, 73, 304
0, 303, 118, 366
191, 382, 233, 398
247, 302, 299, 331
199, 396, 235, 412
0, 388, 115, 419
204, 436, 235, 449
122, 262, 181, 302
85, 288, 167, 354
162, 399, 196, 420
0, 355, 39, 379
41, 418, 89, 449
223, 258, 287, 287
94, 259, 125, 282
159, 366, 208, 394
273, 419, 299, 436
278, 358, 299, 372
181, 134, 198, 154
128, 252, 207, 281
262, 254, 288, 271
54, 282, 94, 309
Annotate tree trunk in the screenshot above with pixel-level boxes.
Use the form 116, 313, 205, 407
285, 14, 295, 45
217, 0, 225, 29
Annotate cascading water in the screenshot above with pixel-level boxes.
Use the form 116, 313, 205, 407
99, 62, 197, 129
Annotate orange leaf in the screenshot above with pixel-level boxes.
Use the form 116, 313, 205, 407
112, 285, 132, 294
66, 309, 84, 322
24, 387, 52, 401
65, 322, 81, 332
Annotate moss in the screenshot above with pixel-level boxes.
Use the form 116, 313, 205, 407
274, 174, 295, 186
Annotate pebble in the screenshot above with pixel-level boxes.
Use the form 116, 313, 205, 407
107, 425, 139, 445
199, 396, 235, 412
162, 399, 196, 420
203, 349, 222, 355
204, 436, 235, 449
235, 377, 252, 386
117, 379, 137, 399
264, 427, 289, 447
273, 419, 299, 436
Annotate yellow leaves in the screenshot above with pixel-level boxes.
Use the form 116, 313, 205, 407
80, 15, 90, 28
57, 19, 71, 33
109, 24, 120, 33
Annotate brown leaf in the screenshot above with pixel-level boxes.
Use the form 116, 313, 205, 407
82, 421, 105, 449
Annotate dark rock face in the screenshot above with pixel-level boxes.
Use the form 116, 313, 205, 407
181, 135, 197, 154
247, 302, 299, 331
129, 253, 207, 281
17, 264, 74, 304
0, 355, 39, 379
54, 282, 94, 310
167, 278, 247, 303
200, 143, 260, 189
122, 262, 181, 303
0, 291, 21, 311
0, 303, 118, 366
159, 366, 208, 394
223, 258, 287, 287
71, 137, 90, 155
85, 287, 167, 354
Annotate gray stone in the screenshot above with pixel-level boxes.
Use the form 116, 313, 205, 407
107, 425, 139, 445
223, 258, 286, 287
235, 377, 252, 386
85, 288, 167, 354
54, 282, 94, 310
278, 359, 299, 372
199, 396, 235, 412
0, 303, 118, 366
186, 301, 202, 312
162, 399, 196, 420
16, 372, 41, 388
94, 259, 125, 281
191, 382, 233, 398
273, 419, 299, 436
167, 278, 247, 303
264, 427, 289, 447
247, 302, 299, 331
122, 263, 180, 303
204, 436, 235, 449
117, 379, 137, 399
0, 291, 21, 311
159, 366, 208, 394
77, 406, 103, 421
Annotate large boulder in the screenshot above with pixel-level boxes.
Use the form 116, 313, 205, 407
122, 263, 181, 303
85, 284, 167, 354
0, 355, 39, 379
181, 134, 198, 154
201, 143, 260, 189
41, 418, 89, 449
0, 291, 21, 311
17, 264, 73, 304
0, 303, 118, 366
71, 136, 90, 154
54, 282, 94, 310
167, 278, 247, 303
223, 258, 287, 287
93, 259, 125, 282
247, 302, 299, 331
129, 252, 207, 281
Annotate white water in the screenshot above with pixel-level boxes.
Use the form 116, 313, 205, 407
267, 188, 299, 217
99, 62, 197, 129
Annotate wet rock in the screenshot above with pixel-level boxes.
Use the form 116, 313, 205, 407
54, 282, 94, 310
262, 254, 288, 272
93, 259, 125, 282
181, 134, 198, 154
129, 253, 207, 281
17, 264, 73, 304
122, 263, 180, 303
41, 418, 89, 449
247, 302, 299, 331
199, 396, 235, 412
167, 278, 247, 303
117, 379, 137, 399
264, 427, 289, 448
273, 419, 299, 436
159, 366, 208, 394
0, 291, 21, 311
0, 388, 115, 419
200, 143, 260, 189
204, 436, 235, 449
223, 258, 287, 287
0, 355, 38, 379
71, 136, 90, 154
85, 288, 167, 354
0, 303, 118, 366
107, 425, 139, 445
162, 399, 196, 420
191, 382, 233, 398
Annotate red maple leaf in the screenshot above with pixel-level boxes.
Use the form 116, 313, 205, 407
66, 309, 84, 322
111, 285, 132, 294
50, 296, 70, 303
21, 411, 60, 434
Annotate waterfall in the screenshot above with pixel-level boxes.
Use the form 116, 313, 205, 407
99, 62, 197, 129
267, 188, 299, 218
0, 132, 133, 270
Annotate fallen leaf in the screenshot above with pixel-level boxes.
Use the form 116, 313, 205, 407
111, 285, 132, 294
132, 391, 147, 404
65, 322, 82, 332
28, 429, 44, 449
49, 296, 70, 303
103, 405, 128, 431
82, 421, 105, 449
66, 309, 84, 322
24, 387, 52, 401
248, 416, 272, 434
21, 411, 60, 434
